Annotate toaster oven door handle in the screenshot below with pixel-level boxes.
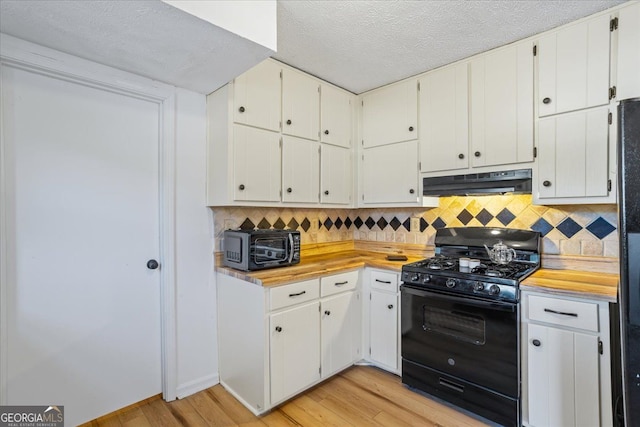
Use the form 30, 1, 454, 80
288, 233, 295, 264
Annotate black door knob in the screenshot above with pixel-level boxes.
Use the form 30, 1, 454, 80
458, 153, 465, 159
408, 126, 414, 132
324, 190, 329, 195
147, 259, 159, 270
388, 304, 394, 309
275, 326, 282, 332
532, 339, 541, 347
324, 130, 329, 135
543, 180, 552, 187
238, 106, 245, 113
325, 310, 331, 315
409, 189, 415, 194
474, 151, 481, 157
286, 119, 292, 125
543, 97, 551, 104
238, 184, 245, 190
286, 187, 292, 193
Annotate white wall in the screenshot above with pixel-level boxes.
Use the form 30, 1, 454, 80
174, 88, 219, 396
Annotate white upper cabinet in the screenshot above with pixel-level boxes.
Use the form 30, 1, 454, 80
362, 79, 418, 148
282, 68, 320, 141
282, 136, 320, 203
419, 62, 469, 173
233, 60, 282, 132
320, 84, 352, 148
233, 125, 281, 202
537, 14, 611, 117
471, 42, 534, 167
320, 144, 351, 205
536, 106, 612, 203
361, 140, 419, 205
617, 2, 640, 101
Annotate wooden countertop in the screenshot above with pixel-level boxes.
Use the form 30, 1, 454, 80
215, 250, 425, 287
521, 269, 618, 302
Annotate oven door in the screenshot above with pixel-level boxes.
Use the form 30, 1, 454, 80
401, 284, 519, 398
250, 233, 294, 268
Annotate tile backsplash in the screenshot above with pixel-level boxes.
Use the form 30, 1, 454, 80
212, 195, 618, 257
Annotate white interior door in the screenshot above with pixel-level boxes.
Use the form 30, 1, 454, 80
2, 65, 162, 425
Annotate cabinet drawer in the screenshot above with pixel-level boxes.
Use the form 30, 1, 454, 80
370, 270, 398, 292
270, 279, 320, 311
321, 270, 359, 297
528, 295, 599, 332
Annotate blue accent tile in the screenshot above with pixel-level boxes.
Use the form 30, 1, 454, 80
273, 218, 286, 229
287, 218, 299, 230
257, 218, 271, 229
420, 218, 428, 232
586, 217, 616, 239
457, 209, 473, 225
239, 218, 255, 230
300, 218, 311, 232
365, 217, 375, 229
344, 217, 353, 229
496, 208, 516, 226
476, 209, 494, 226
354, 217, 363, 229
334, 217, 343, 230
323, 217, 333, 230
531, 218, 553, 236
556, 217, 583, 238
390, 217, 402, 231
432, 217, 447, 229
377, 217, 388, 230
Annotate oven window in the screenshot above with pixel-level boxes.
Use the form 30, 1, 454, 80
253, 237, 287, 264
422, 306, 486, 345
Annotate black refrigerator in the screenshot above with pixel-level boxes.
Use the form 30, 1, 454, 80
618, 97, 640, 427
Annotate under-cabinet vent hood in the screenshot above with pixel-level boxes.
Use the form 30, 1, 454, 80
422, 169, 532, 196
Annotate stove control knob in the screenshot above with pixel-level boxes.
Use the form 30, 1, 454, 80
445, 278, 457, 288
422, 275, 431, 283
489, 285, 501, 295
473, 282, 485, 292
411, 274, 420, 282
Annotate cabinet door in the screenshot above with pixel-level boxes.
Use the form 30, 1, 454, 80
471, 43, 534, 167
369, 290, 398, 371
320, 144, 351, 205
233, 125, 281, 202
527, 323, 600, 427
419, 63, 469, 173
538, 14, 610, 117
320, 84, 352, 148
321, 292, 358, 378
270, 301, 321, 405
362, 80, 418, 148
233, 60, 281, 132
537, 106, 609, 200
362, 140, 419, 204
617, 2, 640, 101
282, 69, 320, 141
282, 136, 320, 203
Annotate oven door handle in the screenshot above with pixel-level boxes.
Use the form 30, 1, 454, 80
287, 233, 294, 264
401, 285, 516, 312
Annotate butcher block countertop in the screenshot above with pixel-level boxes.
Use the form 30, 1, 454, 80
522, 269, 618, 302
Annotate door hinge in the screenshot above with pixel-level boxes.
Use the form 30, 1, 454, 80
369, 347, 371, 356
361, 100, 364, 107
609, 86, 617, 100
362, 194, 365, 201
610, 17, 618, 32
318, 85, 320, 93
533, 146, 538, 158
279, 137, 282, 148
419, 161, 422, 170
279, 121, 282, 130
599, 340, 604, 354
318, 130, 321, 138
608, 179, 612, 192
417, 81, 421, 91
319, 367, 321, 374
609, 112, 613, 125
280, 70, 282, 79
533, 45, 537, 56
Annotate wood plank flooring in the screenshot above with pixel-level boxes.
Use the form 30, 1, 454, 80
81, 366, 488, 427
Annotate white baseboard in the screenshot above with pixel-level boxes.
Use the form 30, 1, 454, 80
176, 373, 220, 399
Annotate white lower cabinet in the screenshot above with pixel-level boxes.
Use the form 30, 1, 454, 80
365, 268, 401, 374
522, 291, 613, 427
321, 291, 359, 378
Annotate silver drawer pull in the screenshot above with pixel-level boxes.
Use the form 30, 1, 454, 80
289, 290, 306, 297
334, 281, 348, 286
544, 308, 578, 317
375, 279, 392, 284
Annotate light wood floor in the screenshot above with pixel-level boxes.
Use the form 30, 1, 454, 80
81, 366, 489, 427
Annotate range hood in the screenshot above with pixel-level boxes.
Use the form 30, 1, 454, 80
422, 168, 532, 196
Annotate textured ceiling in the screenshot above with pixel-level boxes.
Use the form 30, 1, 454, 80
274, 0, 626, 93
0, 0, 274, 94
0, 0, 628, 95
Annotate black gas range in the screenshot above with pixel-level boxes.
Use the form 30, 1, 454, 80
400, 227, 541, 427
